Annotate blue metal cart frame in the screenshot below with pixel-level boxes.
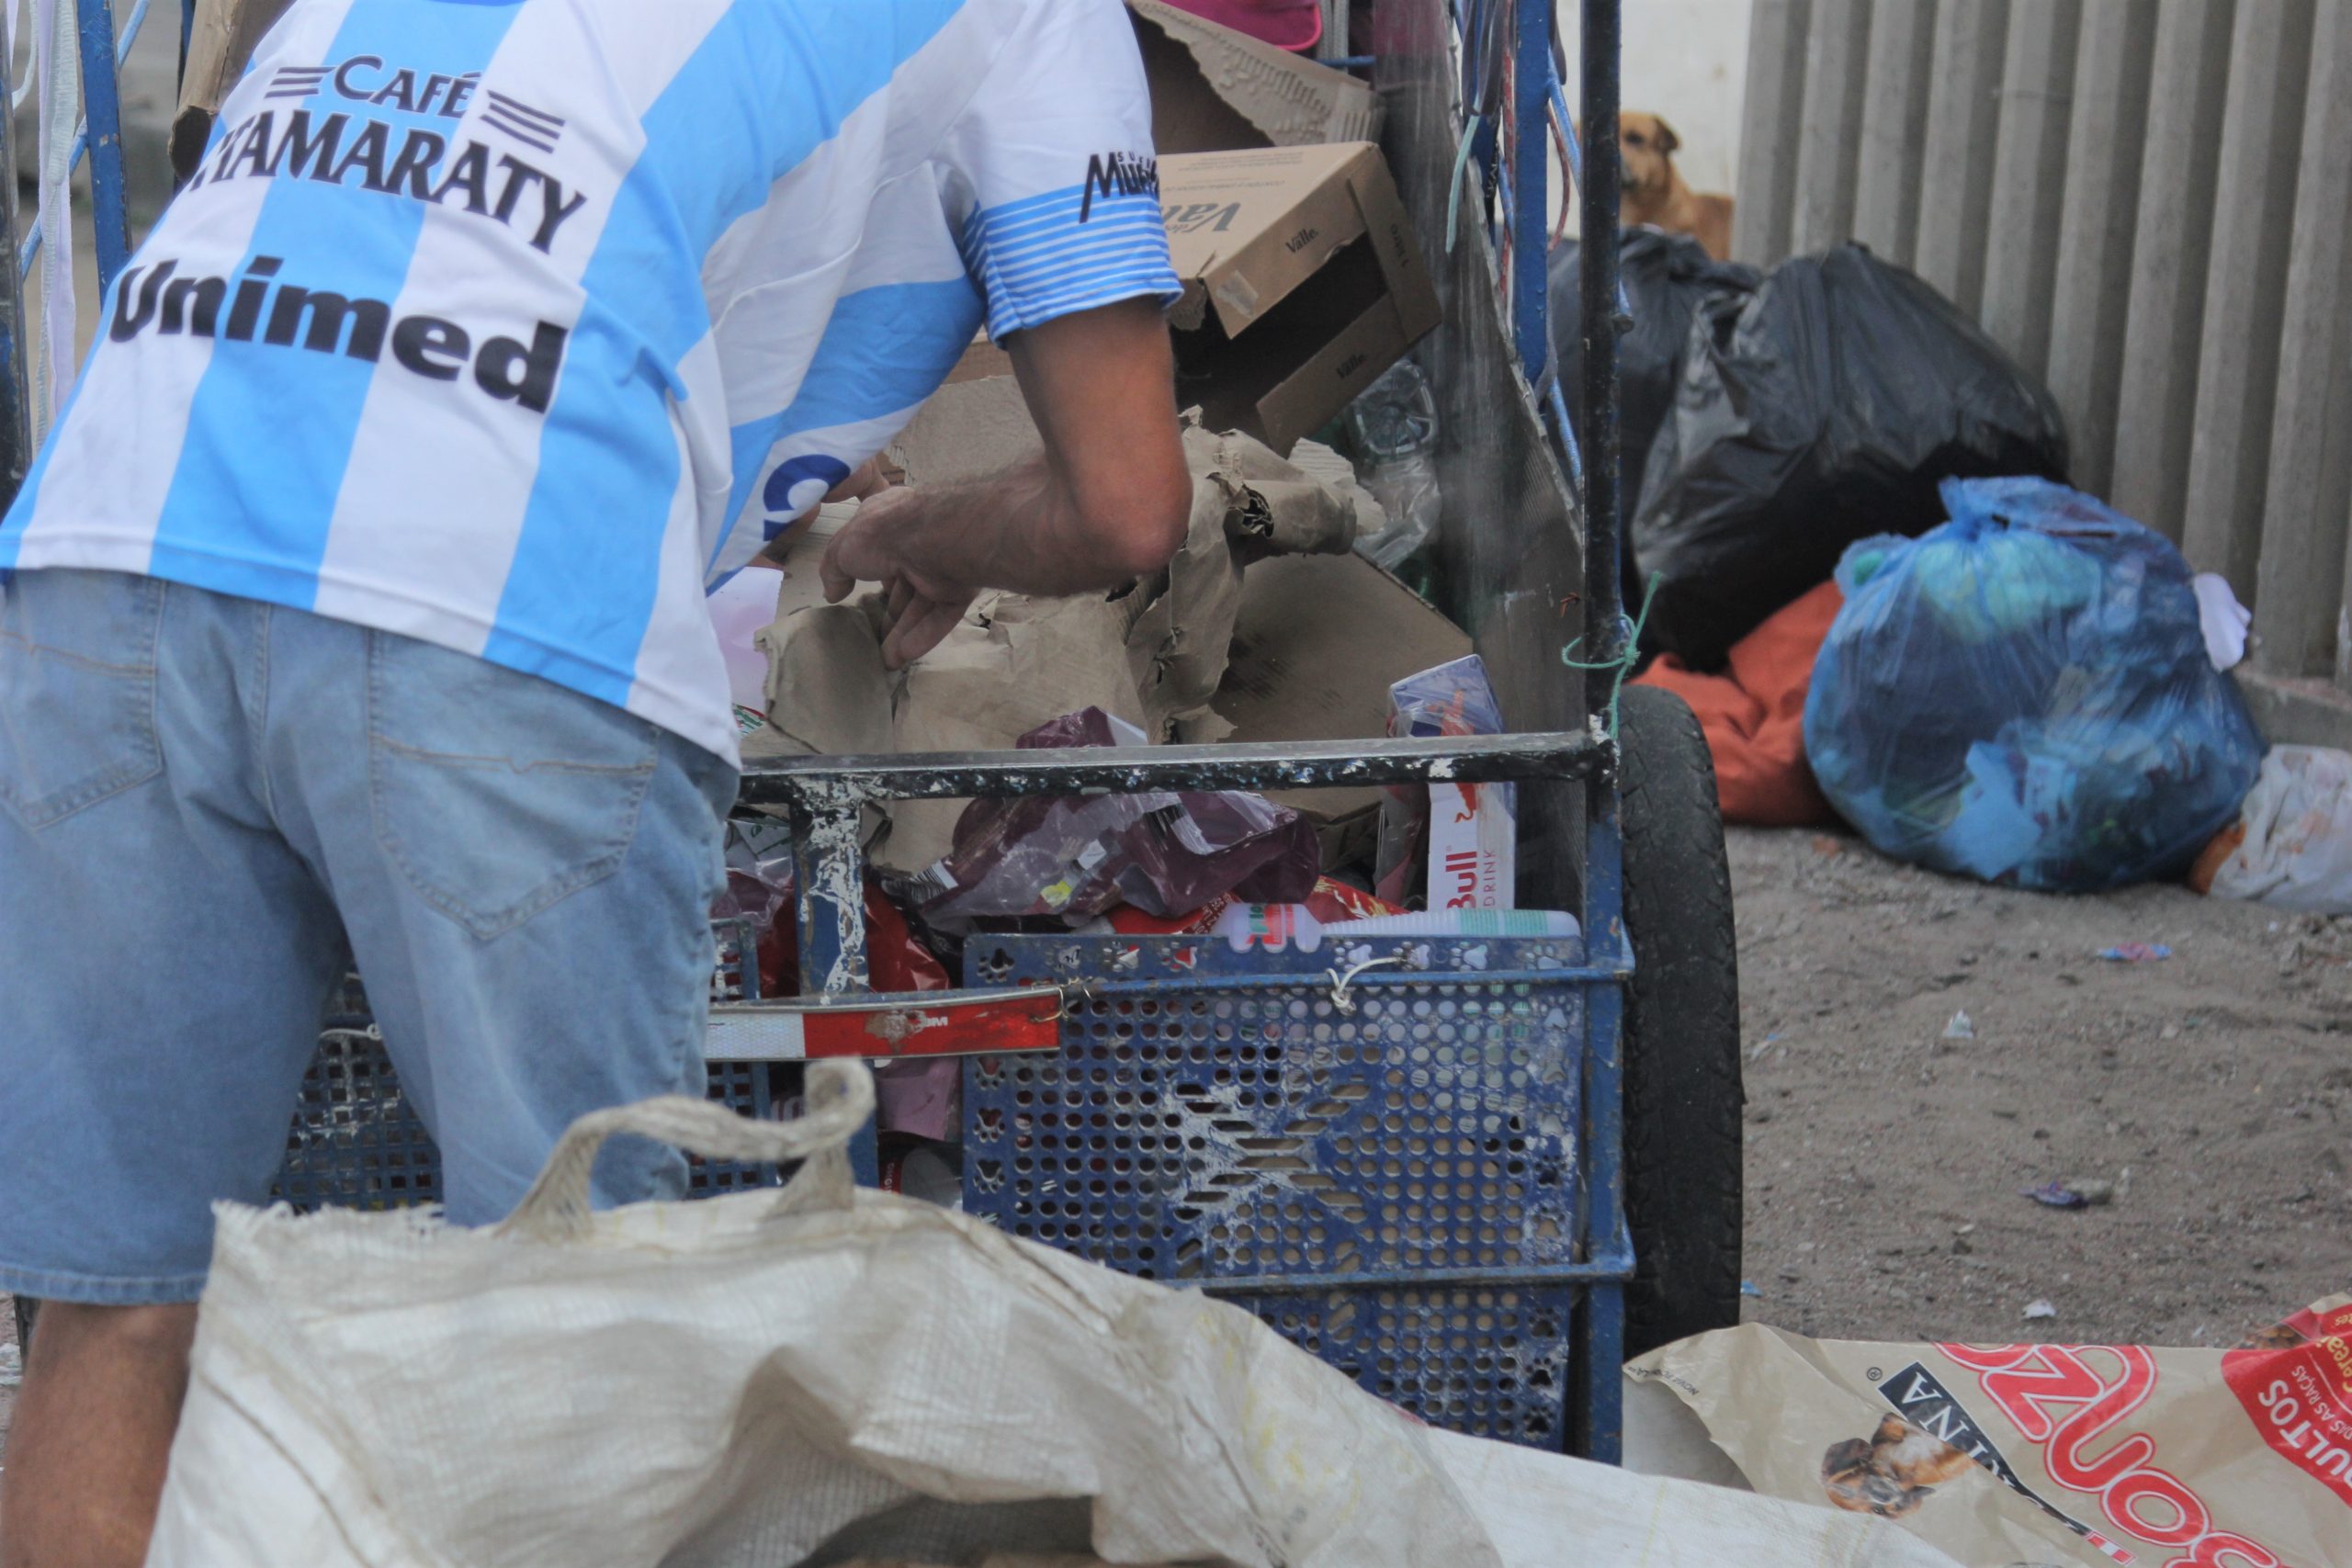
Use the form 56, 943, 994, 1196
3, 0, 1640, 1461
718, 0, 1643, 1459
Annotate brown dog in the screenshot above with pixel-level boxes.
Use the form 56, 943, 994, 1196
1618, 112, 1734, 262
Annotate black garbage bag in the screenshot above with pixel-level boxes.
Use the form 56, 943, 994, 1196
1634, 243, 2068, 671
1547, 228, 1760, 491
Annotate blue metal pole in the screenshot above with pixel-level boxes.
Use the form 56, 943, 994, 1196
178, 0, 196, 87
1574, 0, 1629, 1467
1510, 0, 1550, 378
76, 0, 134, 296
21, 0, 153, 282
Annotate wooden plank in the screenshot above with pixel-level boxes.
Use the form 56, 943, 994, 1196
2042, 0, 2155, 500
1912, 0, 2009, 314
2252, 0, 2352, 680
2181, 0, 2316, 595
2109, 0, 2238, 542
1977, 0, 2079, 379
1789, 0, 1872, 254
1732, 0, 1815, 264
1849, 0, 1937, 266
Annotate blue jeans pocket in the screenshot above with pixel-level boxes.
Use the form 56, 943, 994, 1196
368, 634, 660, 940
0, 570, 164, 829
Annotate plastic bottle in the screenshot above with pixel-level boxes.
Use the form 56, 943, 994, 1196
1343, 358, 1442, 572
1214, 903, 1580, 953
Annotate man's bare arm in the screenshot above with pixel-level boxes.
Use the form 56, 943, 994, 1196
819, 299, 1191, 666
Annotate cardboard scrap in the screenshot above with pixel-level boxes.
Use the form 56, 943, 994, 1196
1127, 0, 1381, 155
760, 426, 1361, 874
174, 0, 298, 181
1161, 144, 1442, 453
1212, 550, 1472, 869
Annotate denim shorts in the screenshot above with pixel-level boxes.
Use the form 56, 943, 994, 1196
0, 570, 738, 1303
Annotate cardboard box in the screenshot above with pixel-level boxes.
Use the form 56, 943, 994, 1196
1128, 0, 1382, 155
1213, 550, 1472, 868
1161, 144, 1442, 455
174, 0, 298, 181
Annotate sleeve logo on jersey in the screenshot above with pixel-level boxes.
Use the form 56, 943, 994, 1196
1080, 151, 1159, 221
109, 254, 569, 415
195, 57, 584, 254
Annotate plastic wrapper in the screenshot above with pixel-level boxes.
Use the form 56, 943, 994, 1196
1804, 478, 2265, 892
918, 708, 1320, 924
2190, 744, 2352, 914
1342, 359, 1442, 572
1635, 243, 2069, 670
1374, 656, 1515, 908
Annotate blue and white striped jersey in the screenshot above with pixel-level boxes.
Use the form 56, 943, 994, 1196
0, 0, 1180, 760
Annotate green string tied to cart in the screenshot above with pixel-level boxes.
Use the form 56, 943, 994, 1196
1560, 570, 1661, 741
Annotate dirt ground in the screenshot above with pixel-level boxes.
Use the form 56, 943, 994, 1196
1730, 825, 2352, 1348
3, 829, 2346, 1466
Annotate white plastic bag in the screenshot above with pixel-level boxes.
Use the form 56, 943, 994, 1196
149, 1063, 1961, 1568
2202, 745, 2352, 914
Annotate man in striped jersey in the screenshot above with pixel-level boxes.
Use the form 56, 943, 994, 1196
0, 3, 1189, 1560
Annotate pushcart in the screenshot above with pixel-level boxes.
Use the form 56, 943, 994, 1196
3, 0, 1744, 1464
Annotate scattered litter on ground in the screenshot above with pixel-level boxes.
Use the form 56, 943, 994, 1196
2189, 745, 2352, 915
2021, 1179, 2089, 1210
2098, 942, 2172, 963
2020, 1297, 2057, 1319
1940, 1010, 1973, 1041
1739, 1280, 1762, 1299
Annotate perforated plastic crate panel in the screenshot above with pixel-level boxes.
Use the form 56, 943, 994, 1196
961, 932, 1586, 1448
272, 1026, 444, 1212
273, 1001, 785, 1209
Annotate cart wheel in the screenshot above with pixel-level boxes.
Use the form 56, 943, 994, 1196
1615, 684, 1745, 1358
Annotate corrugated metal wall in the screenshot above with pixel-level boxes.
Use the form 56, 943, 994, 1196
1734, 0, 2352, 699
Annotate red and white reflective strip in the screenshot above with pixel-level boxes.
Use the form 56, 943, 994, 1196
705, 987, 1063, 1062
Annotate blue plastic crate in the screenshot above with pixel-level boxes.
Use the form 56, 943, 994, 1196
961, 931, 1586, 1448
271, 982, 784, 1211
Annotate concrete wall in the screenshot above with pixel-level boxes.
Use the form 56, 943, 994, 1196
1735, 0, 2352, 737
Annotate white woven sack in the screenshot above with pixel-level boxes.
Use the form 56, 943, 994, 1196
145, 1062, 1508, 1568
147, 1061, 1963, 1568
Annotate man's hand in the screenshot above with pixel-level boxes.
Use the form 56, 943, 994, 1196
750, 457, 890, 572
818, 487, 979, 667
814, 299, 1191, 669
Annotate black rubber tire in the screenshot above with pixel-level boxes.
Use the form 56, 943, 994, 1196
1615, 683, 1746, 1359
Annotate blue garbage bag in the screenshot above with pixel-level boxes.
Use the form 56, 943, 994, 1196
1804, 477, 2265, 891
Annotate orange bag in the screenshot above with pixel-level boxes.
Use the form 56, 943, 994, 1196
1632, 581, 1843, 827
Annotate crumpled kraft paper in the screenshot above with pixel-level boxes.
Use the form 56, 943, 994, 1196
758, 426, 1360, 874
